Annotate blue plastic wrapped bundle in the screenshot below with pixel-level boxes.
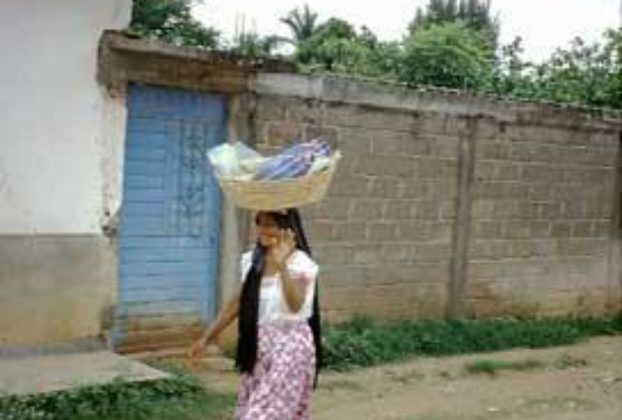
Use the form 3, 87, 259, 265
280, 138, 331, 158
253, 138, 332, 180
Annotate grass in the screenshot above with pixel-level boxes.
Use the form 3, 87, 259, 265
322, 312, 622, 371
0, 367, 235, 420
464, 358, 545, 376
553, 353, 589, 369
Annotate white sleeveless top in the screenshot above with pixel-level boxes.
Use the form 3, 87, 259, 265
240, 249, 319, 325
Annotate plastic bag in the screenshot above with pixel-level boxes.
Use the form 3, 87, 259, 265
207, 143, 238, 177
207, 142, 264, 180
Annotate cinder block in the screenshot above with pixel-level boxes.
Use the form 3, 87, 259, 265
403, 134, 434, 156
354, 154, 386, 176
314, 245, 351, 265
350, 244, 383, 265
324, 105, 416, 131
368, 222, 399, 242
418, 113, 468, 136
382, 156, 418, 177
384, 200, 415, 220
332, 222, 368, 242
398, 221, 430, 241
286, 99, 324, 123
371, 130, 406, 154
304, 125, 339, 144
413, 200, 441, 220
336, 128, 373, 154
306, 220, 334, 242
328, 175, 371, 197
369, 177, 403, 198
301, 197, 351, 220
350, 199, 384, 220
255, 97, 288, 121
264, 121, 305, 146
474, 221, 502, 239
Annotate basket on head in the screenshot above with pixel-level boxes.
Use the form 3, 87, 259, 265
217, 151, 341, 211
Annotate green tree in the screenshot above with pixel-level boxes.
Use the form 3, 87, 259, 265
295, 18, 359, 68
409, 0, 499, 48
536, 30, 621, 108
280, 4, 321, 46
493, 29, 622, 109
130, 0, 219, 48
292, 18, 401, 77
363, 41, 404, 79
399, 22, 495, 89
489, 36, 541, 97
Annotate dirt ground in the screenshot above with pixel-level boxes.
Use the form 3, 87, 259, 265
195, 336, 622, 419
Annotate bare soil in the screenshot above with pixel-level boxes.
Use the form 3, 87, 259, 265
194, 336, 622, 419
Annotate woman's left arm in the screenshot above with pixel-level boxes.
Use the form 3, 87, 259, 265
278, 258, 308, 313
272, 228, 315, 313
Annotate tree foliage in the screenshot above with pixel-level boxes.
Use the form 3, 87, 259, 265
409, 0, 499, 48
130, 0, 621, 110
291, 18, 401, 78
130, 0, 219, 48
280, 4, 321, 46
295, 18, 358, 68
284, 3, 620, 109
492, 29, 622, 109
399, 22, 495, 89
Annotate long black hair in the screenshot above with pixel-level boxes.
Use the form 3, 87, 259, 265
235, 208, 323, 387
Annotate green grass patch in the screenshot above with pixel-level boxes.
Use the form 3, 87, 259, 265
464, 358, 544, 376
553, 353, 589, 369
323, 313, 622, 371
0, 372, 235, 420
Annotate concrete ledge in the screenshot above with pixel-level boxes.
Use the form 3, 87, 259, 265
250, 73, 622, 130
98, 30, 296, 97
0, 351, 168, 396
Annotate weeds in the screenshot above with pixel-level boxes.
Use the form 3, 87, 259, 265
323, 313, 622, 371
553, 354, 589, 369
0, 372, 234, 420
464, 358, 544, 376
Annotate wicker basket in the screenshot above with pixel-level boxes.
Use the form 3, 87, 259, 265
218, 151, 341, 211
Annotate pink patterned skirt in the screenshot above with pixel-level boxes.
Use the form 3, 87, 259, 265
235, 321, 316, 420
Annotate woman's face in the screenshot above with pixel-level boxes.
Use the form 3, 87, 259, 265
255, 212, 281, 248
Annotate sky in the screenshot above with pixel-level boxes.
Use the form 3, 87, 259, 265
193, 0, 621, 62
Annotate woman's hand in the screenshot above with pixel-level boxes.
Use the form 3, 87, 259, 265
186, 293, 241, 370
187, 335, 207, 360
268, 228, 296, 267
186, 335, 207, 372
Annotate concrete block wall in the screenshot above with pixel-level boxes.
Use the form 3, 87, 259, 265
468, 123, 621, 318
253, 98, 457, 320
250, 73, 622, 322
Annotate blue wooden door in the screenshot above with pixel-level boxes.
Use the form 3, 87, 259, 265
112, 84, 226, 352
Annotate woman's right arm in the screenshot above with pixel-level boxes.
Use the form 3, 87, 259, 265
188, 289, 240, 357
202, 291, 241, 345
189, 251, 252, 358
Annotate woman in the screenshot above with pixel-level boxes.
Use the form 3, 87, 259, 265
188, 208, 322, 420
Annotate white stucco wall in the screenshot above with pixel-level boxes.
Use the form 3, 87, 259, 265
0, 0, 131, 234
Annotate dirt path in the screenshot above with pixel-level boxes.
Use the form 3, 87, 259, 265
196, 336, 622, 419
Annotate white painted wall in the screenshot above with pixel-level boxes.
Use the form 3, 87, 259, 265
0, 0, 132, 234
